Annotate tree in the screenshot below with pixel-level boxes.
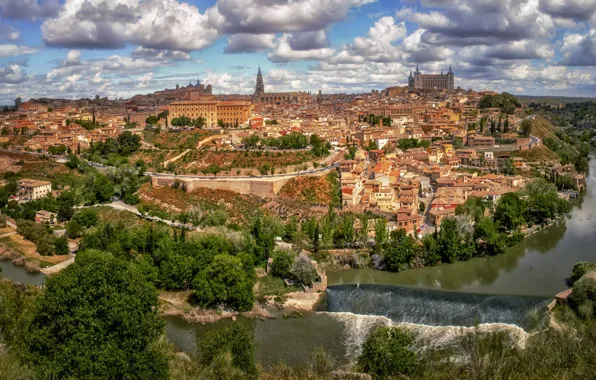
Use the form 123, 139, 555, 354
422, 234, 440, 266
198, 324, 257, 379
22, 250, 168, 379
436, 217, 461, 263
474, 217, 507, 256
217, 119, 225, 128
270, 249, 294, 279
521, 119, 532, 137
14, 97, 22, 109
191, 254, 255, 312
494, 192, 526, 231
374, 218, 387, 253
93, 174, 114, 203
145, 115, 159, 125
313, 221, 320, 253
193, 117, 206, 128
383, 229, 419, 272
358, 326, 421, 378
116, 130, 141, 156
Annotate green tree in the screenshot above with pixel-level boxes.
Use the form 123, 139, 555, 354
192, 254, 255, 312
14, 97, 22, 109
270, 249, 295, 279
93, 174, 114, 203
436, 217, 461, 263
474, 217, 507, 256
358, 326, 421, 378
383, 229, 419, 272
521, 119, 532, 137
197, 324, 257, 379
494, 192, 526, 231
374, 218, 387, 253
22, 250, 168, 379
145, 115, 159, 125
422, 233, 440, 266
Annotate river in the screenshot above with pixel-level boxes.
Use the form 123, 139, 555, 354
3, 160, 596, 369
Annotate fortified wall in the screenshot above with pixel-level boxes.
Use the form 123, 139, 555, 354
151, 166, 337, 198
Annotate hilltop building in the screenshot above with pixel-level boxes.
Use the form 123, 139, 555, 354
252, 67, 310, 104
408, 65, 455, 91
169, 97, 252, 128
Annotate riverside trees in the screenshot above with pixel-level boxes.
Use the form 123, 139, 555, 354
21, 250, 168, 379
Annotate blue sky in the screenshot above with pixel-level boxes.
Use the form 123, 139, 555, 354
1, 0, 596, 104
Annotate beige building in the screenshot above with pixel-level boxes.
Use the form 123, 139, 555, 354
169, 98, 252, 128
18, 179, 52, 200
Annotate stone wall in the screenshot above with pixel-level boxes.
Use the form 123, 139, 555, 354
150, 165, 337, 199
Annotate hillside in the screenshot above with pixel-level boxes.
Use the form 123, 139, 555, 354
530, 115, 560, 141
278, 172, 340, 205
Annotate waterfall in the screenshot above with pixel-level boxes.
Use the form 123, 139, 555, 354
322, 311, 531, 364
326, 284, 549, 330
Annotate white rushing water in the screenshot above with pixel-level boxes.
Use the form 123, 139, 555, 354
321, 311, 531, 363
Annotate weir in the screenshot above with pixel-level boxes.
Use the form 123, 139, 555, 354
326, 284, 550, 330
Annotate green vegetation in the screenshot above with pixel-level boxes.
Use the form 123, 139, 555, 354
242, 132, 310, 149
358, 326, 421, 378
479, 92, 521, 114
21, 250, 168, 379
197, 324, 257, 379
398, 138, 430, 151
86, 130, 141, 162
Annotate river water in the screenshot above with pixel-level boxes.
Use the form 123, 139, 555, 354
3, 160, 596, 368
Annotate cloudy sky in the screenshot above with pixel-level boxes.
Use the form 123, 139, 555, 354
1, 0, 596, 105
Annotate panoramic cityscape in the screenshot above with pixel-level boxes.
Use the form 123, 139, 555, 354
1, 0, 596, 379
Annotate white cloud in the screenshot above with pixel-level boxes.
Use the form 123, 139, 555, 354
0, 44, 40, 57
215, 0, 376, 34
42, 0, 219, 51
268, 34, 336, 63
560, 30, 596, 66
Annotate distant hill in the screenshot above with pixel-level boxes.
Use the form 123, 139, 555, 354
516, 95, 596, 105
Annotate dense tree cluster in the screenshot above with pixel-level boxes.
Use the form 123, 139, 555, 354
398, 138, 430, 151
479, 92, 521, 114
16, 220, 68, 256
242, 132, 310, 150
87, 131, 141, 159
76, 215, 284, 311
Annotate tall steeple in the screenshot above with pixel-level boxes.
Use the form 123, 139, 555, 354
415, 64, 421, 75
254, 65, 265, 96
196, 77, 201, 87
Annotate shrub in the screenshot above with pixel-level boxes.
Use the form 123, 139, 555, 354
358, 326, 421, 378
290, 254, 318, 287
567, 261, 596, 286
197, 324, 257, 379
270, 249, 295, 279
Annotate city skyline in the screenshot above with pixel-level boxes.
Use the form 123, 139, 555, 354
1, 0, 596, 104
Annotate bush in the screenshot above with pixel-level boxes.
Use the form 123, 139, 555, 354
567, 261, 596, 286
191, 254, 255, 312
271, 249, 295, 279
197, 324, 257, 379
571, 272, 596, 316
358, 326, 421, 378
290, 254, 318, 287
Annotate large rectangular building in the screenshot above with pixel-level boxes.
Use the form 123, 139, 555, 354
18, 179, 52, 200
169, 98, 252, 128
408, 65, 455, 91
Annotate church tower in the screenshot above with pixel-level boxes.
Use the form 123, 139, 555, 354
447, 65, 455, 91
254, 66, 265, 96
